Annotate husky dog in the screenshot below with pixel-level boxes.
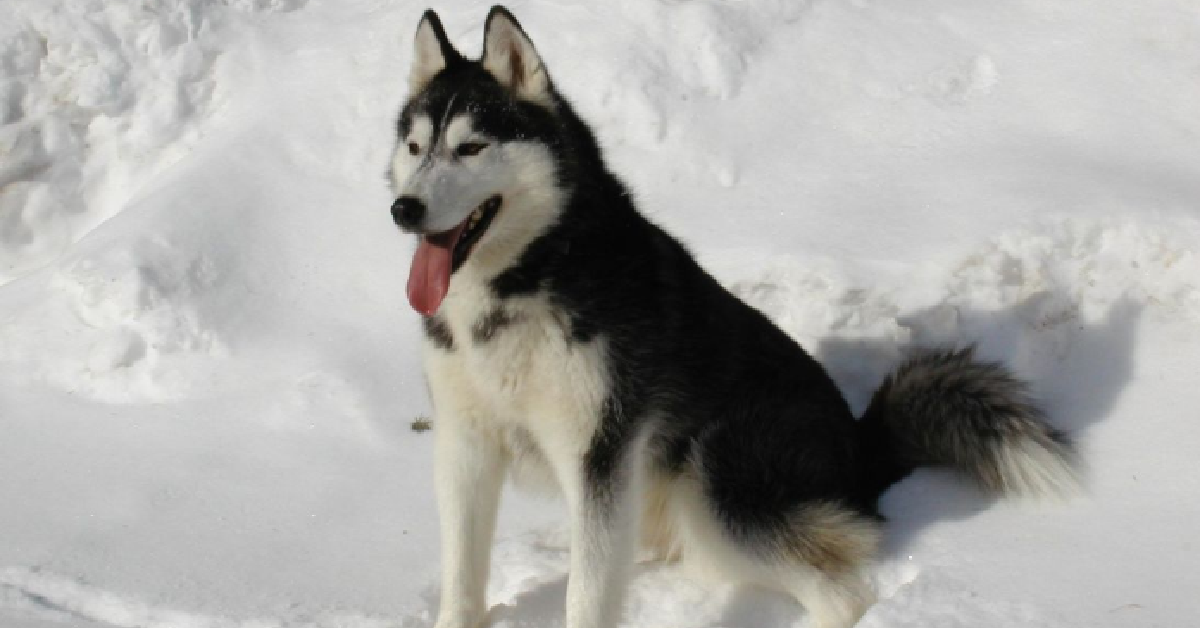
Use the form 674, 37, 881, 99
388, 7, 1079, 628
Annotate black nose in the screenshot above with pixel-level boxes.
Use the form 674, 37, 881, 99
391, 196, 426, 230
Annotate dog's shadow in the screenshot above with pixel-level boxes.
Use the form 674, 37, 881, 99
817, 296, 1142, 555
482, 579, 569, 628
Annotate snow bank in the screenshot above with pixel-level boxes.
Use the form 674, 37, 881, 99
0, 235, 227, 401
729, 216, 1200, 408
0, 0, 304, 284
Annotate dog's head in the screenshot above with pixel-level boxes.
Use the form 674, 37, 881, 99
390, 7, 564, 315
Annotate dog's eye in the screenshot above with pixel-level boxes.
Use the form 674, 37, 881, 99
407, 142, 420, 156
455, 142, 489, 158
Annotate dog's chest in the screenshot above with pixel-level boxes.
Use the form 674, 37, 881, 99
425, 289, 609, 427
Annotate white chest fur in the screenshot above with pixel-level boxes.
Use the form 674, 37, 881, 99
422, 269, 610, 461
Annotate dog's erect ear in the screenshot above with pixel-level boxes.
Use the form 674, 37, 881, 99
481, 6, 551, 104
410, 10, 461, 92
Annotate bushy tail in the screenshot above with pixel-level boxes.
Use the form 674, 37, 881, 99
857, 346, 1081, 500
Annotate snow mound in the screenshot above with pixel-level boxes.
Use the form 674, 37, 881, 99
730, 217, 1200, 408
0, 0, 303, 284
947, 218, 1200, 322
0, 235, 226, 402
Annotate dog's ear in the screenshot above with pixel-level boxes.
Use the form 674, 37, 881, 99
410, 10, 461, 92
481, 6, 551, 104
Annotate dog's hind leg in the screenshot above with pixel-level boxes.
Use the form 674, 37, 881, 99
778, 566, 875, 628
671, 474, 877, 628
680, 415, 880, 628
766, 506, 879, 628
766, 503, 880, 627
732, 505, 878, 628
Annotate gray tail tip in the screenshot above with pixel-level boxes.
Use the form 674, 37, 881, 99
986, 430, 1084, 501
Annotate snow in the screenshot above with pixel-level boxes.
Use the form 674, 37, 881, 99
1, 0, 1198, 627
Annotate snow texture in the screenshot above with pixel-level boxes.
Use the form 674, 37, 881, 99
2, 0, 1199, 627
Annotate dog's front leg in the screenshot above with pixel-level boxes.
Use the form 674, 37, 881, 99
434, 419, 506, 628
556, 436, 644, 628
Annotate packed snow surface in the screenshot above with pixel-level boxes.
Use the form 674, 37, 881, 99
2, 0, 1199, 627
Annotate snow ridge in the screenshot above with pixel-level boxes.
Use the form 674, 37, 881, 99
730, 217, 1200, 409
0, 567, 391, 628
0, 0, 304, 284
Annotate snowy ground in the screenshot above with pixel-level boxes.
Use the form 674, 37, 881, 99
2, 0, 1199, 627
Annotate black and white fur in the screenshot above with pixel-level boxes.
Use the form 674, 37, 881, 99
388, 8, 1080, 628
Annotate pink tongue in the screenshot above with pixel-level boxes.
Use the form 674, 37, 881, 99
407, 224, 467, 315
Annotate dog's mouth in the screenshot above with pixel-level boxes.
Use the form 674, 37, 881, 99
450, 195, 503, 271
407, 195, 503, 315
